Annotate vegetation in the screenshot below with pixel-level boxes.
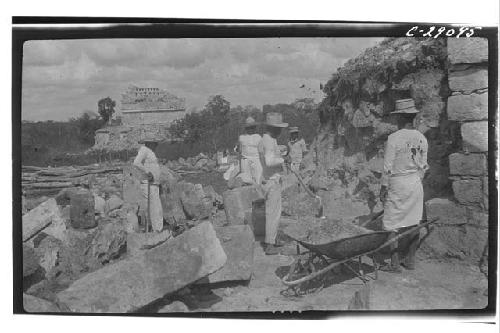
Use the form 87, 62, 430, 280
98, 97, 116, 125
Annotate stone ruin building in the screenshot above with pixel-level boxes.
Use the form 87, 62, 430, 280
93, 85, 186, 151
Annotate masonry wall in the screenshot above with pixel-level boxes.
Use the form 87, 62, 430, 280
423, 38, 489, 265
121, 110, 185, 126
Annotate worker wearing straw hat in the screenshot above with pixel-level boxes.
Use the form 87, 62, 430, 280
133, 134, 165, 233
287, 126, 308, 173
258, 112, 288, 255
237, 116, 263, 185
379, 99, 428, 272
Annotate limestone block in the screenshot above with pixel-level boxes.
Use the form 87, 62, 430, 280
461, 121, 488, 152
452, 179, 483, 206
203, 225, 255, 283
105, 195, 123, 213
449, 153, 487, 176
23, 245, 40, 277
449, 68, 488, 93
425, 198, 467, 225
448, 93, 488, 121
56, 221, 227, 313
22, 198, 63, 242
223, 185, 264, 225
448, 38, 488, 64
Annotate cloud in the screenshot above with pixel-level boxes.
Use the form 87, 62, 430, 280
21, 37, 383, 121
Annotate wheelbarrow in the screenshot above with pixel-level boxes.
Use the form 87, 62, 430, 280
280, 217, 440, 294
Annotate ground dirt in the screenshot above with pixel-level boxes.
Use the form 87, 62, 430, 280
156, 220, 488, 313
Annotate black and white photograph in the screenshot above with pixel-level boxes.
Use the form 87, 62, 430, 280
11, 16, 497, 319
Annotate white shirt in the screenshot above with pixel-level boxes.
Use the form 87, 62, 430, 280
288, 138, 307, 164
258, 133, 284, 180
239, 134, 262, 159
133, 145, 161, 182
382, 128, 428, 186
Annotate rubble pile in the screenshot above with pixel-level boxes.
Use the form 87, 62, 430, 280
22, 157, 257, 313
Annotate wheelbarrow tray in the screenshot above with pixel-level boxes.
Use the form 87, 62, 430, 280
289, 230, 393, 261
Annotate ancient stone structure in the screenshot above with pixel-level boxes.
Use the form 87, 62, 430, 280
306, 37, 491, 265
92, 85, 185, 151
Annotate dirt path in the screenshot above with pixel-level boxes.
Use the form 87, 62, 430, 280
171, 242, 487, 312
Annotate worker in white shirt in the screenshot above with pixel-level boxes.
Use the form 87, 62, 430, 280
258, 112, 288, 255
237, 117, 263, 185
287, 126, 308, 173
380, 99, 429, 272
133, 135, 164, 233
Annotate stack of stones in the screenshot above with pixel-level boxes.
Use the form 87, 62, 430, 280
423, 38, 489, 266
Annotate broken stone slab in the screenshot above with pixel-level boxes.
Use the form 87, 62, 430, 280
200, 225, 255, 284
223, 185, 264, 225
127, 229, 172, 256
22, 198, 63, 242
23, 293, 61, 313
70, 189, 96, 229
56, 221, 227, 313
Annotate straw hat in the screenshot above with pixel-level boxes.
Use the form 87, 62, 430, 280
391, 98, 420, 114
289, 126, 299, 133
244, 116, 258, 128
265, 112, 288, 128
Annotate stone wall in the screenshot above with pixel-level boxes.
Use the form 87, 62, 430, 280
121, 110, 186, 126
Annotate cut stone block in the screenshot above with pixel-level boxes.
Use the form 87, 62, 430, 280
70, 190, 96, 229
122, 166, 147, 208
449, 68, 488, 93
22, 198, 63, 242
448, 38, 488, 64
482, 176, 489, 210
105, 195, 123, 213
56, 221, 226, 313
223, 185, 264, 225
449, 153, 487, 176
178, 182, 212, 220
203, 225, 255, 283
425, 198, 467, 225
452, 179, 483, 206
160, 184, 186, 224
466, 208, 488, 228
23, 293, 61, 313
448, 93, 488, 121
461, 121, 488, 152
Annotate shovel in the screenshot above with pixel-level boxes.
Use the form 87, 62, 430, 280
286, 164, 325, 219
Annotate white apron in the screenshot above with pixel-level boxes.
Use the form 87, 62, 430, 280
383, 172, 423, 230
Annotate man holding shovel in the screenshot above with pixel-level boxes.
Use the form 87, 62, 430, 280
133, 135, 164, 233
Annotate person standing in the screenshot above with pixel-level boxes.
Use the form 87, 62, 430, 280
379, 99, 429, 272
238, 116, 263, 185
258, 112, 288, 255
133, 135, 164, 233
287, 126, 308, 173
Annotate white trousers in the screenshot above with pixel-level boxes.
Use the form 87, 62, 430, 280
140, 183, 163, 232
263, 177, 282, 244
241, 157, 263, 185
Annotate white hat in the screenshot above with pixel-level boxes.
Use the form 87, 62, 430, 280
265, 112, 288, 128
391, 99, 419, 114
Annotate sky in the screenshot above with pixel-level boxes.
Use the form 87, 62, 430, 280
22, 37, 383, 121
